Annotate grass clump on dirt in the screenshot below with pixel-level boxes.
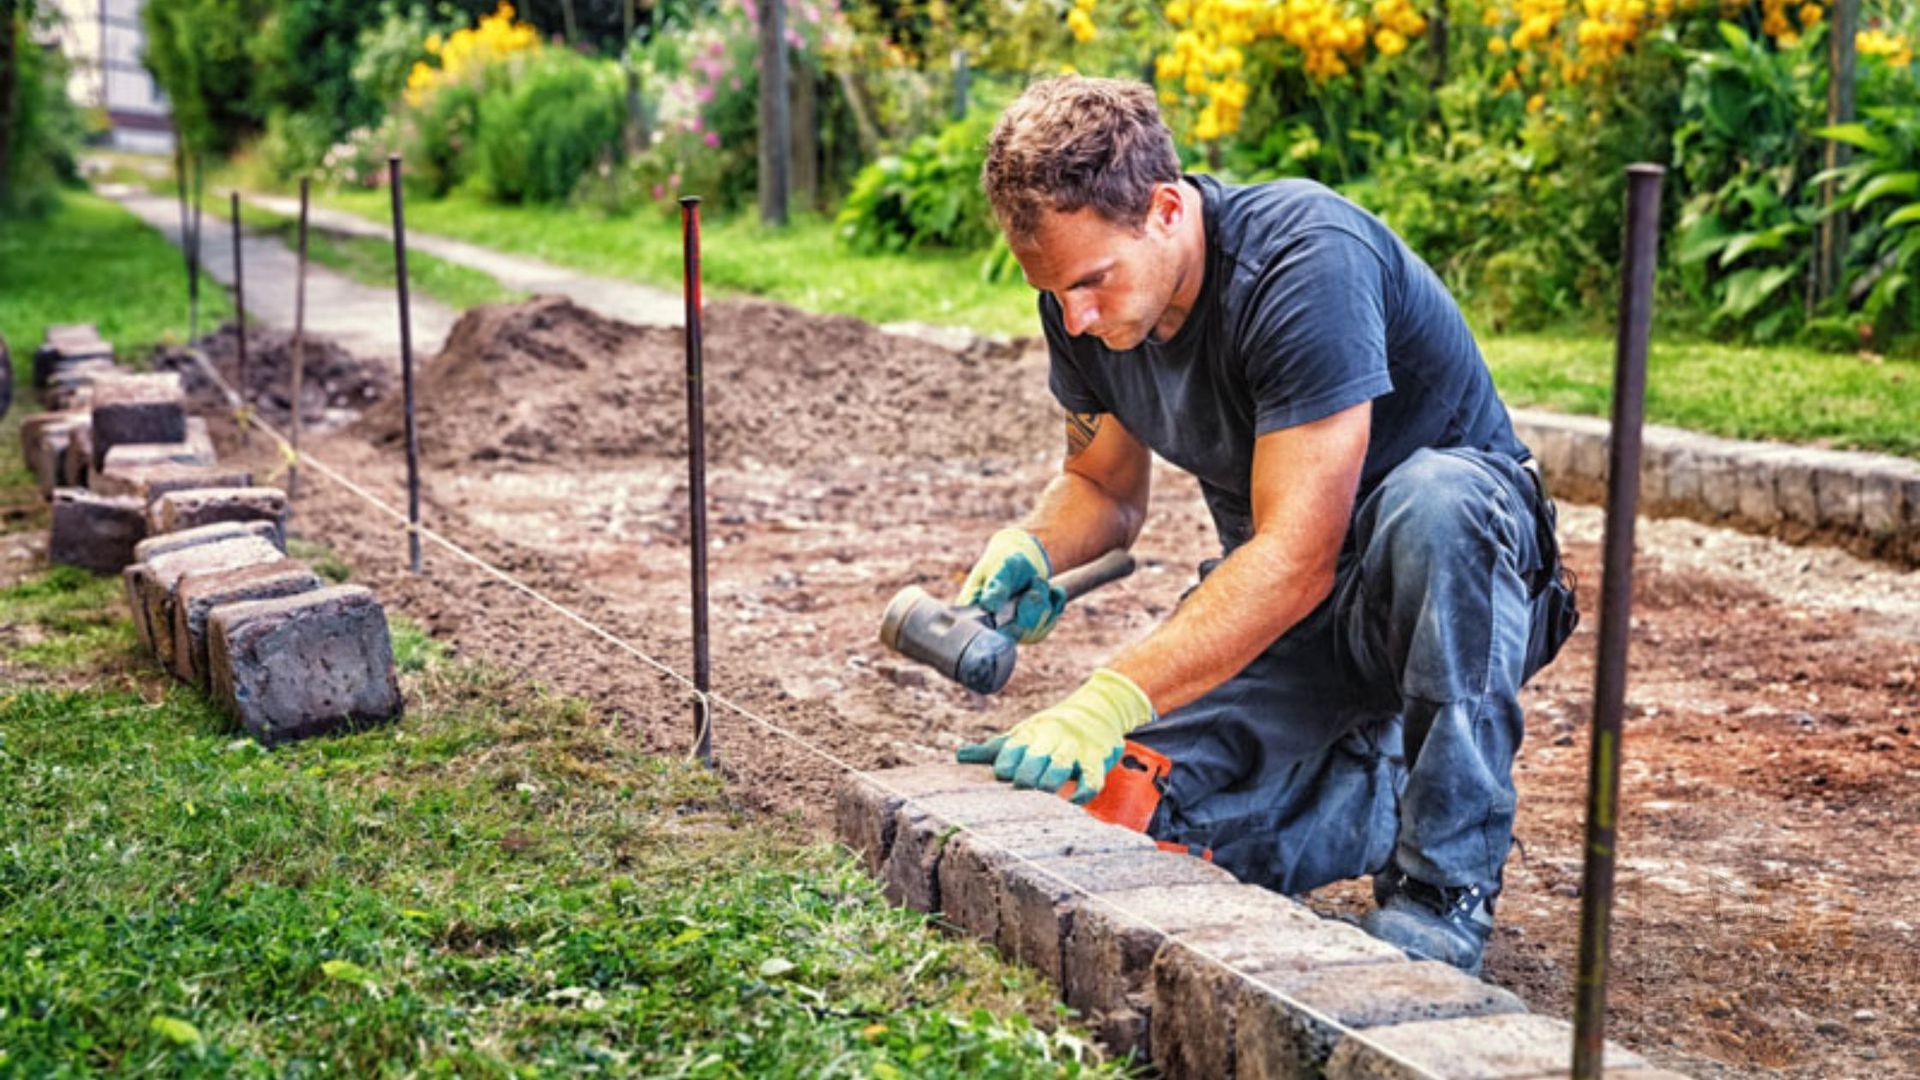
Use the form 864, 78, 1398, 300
0, 563, 1123, 1077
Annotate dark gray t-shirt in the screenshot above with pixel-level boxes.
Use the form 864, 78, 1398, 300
1044, 175, 1527, 553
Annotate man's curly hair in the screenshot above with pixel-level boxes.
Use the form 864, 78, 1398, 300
981, 76, 1182, 245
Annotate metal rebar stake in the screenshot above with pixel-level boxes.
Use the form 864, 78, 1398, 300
1573, 162, 1664, 1080
230, 191, 250, 445
290, 177, 310, 511
681, 196, 713, 767
390, 155, 422, 574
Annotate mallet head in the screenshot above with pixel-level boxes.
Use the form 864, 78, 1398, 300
878, 585, 1018, 695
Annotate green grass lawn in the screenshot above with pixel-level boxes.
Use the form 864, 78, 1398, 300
1, 190, 232, 368
1483, 331, 1920, 457
0, 194, 1127, 1077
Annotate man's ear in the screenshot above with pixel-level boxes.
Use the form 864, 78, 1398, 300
1148, 181, 1185, 235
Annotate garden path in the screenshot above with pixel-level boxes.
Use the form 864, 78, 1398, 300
242, 191, 686, 328
98, 183, 460, 365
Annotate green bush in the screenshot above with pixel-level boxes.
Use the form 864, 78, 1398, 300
402, 78, 484, 197
474, 51, 626, 204
141, 0, 273, 155
2, 8, 85, 216
836, 111, 998, 254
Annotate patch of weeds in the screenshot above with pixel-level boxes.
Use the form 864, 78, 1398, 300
286, 537, 350, 583
388, 614, 449, 674
0, 566, 138, 668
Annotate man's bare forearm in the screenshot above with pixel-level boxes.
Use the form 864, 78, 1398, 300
1107, 530, 1335, 715
1022, 470, 1144, 571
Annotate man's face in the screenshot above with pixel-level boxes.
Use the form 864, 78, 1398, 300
1012, 194, 1183, 352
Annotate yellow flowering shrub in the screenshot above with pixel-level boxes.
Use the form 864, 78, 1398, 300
405, 2, 542, 108
1152, 0, 1428, 140
1858, 25, 1914, 66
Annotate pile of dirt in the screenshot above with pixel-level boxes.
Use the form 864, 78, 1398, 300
355, 295, 1057, 468
154, 323, 393, 432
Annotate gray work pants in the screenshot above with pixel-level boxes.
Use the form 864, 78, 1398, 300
1137, 447, 1575, 895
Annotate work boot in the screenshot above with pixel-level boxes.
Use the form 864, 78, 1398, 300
1362, 868, 1498, 976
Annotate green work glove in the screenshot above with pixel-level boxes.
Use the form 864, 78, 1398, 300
956, 668, 1156, 804
955, 528, 1068, 645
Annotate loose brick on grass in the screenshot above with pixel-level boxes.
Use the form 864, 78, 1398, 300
171, 559, 325, 687
207, 585, 403, 745
48, 489, 147, 573
135, 535, 285, 665
92, 463, 255, 504
149, 487, 289, 548
133, 520, 284, 563
89, 373, 186, 469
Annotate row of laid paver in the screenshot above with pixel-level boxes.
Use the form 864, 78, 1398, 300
1513, 410, 1920, 566
837, 763, 1685, 1079
18, 324, 402, 746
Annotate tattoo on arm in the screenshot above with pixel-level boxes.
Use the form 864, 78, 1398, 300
1066, 411, 1104, 458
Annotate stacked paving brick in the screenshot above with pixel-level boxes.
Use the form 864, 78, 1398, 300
18, 324, 402, 747
838, 764, 1688, 1079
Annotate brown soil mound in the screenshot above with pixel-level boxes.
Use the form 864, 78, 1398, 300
356, 295, 1055, 467
155, 324, 393, 431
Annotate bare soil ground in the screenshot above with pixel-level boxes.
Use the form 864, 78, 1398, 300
196, 298, 1920, 1078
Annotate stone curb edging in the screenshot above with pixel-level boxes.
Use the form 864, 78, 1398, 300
1514, 408, 1920, 567
836, 764, 1686, 1079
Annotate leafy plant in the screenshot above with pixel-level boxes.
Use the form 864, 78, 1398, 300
837, 111, 997, 254
474, 50, 626, 204
1816, 104, 1920, 338
1670, 22, 1826, 340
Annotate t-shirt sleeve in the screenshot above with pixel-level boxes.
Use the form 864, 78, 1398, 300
1039, 293, 1107, 415
1240, 227, 1394, 436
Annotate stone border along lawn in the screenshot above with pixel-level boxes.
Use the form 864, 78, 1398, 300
836, 764, 1689, 1080
0, 196, 1130, 1077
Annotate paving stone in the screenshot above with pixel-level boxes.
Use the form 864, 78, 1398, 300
48, 489, 147, 573
92, 463, 255, 504
33, 328, 112, 387
1860, 464, 1907, 538
1524, 424, 1574, 487
208, 584, 403, 746
1235, 961, 1528, 1080
60, 424, 93, 488
1323, 1012, 1644, 1080
1570, 427, 1610, 489
89, 373, 186, 469
21, 412, 87, 495
1775, 451, 1821, 527
150, 487, 289, 547
1905, 475, 1920, 564
1660, 435, 1704, 510
1063, 882, 1317, 1041
832, 763, 1004, 873
879, 786, 1083, 913
133, 519, 284, 563
1814, 462, 1864, 530
100, 439, 217, 473
185, 417, 214, 461
137, 535, 286, 665
43, 360, 118, 410
170, 560, 325, 687
1000, 847, 1232, 984
1698, 444, 1741, 519
1735, 448, 1788, 528
937, 818, 1169, 961
1151, 919, 1407, 1080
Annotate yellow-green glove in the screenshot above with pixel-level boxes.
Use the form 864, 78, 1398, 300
955, 528, 1068, 645
956, 668, 1156, 804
